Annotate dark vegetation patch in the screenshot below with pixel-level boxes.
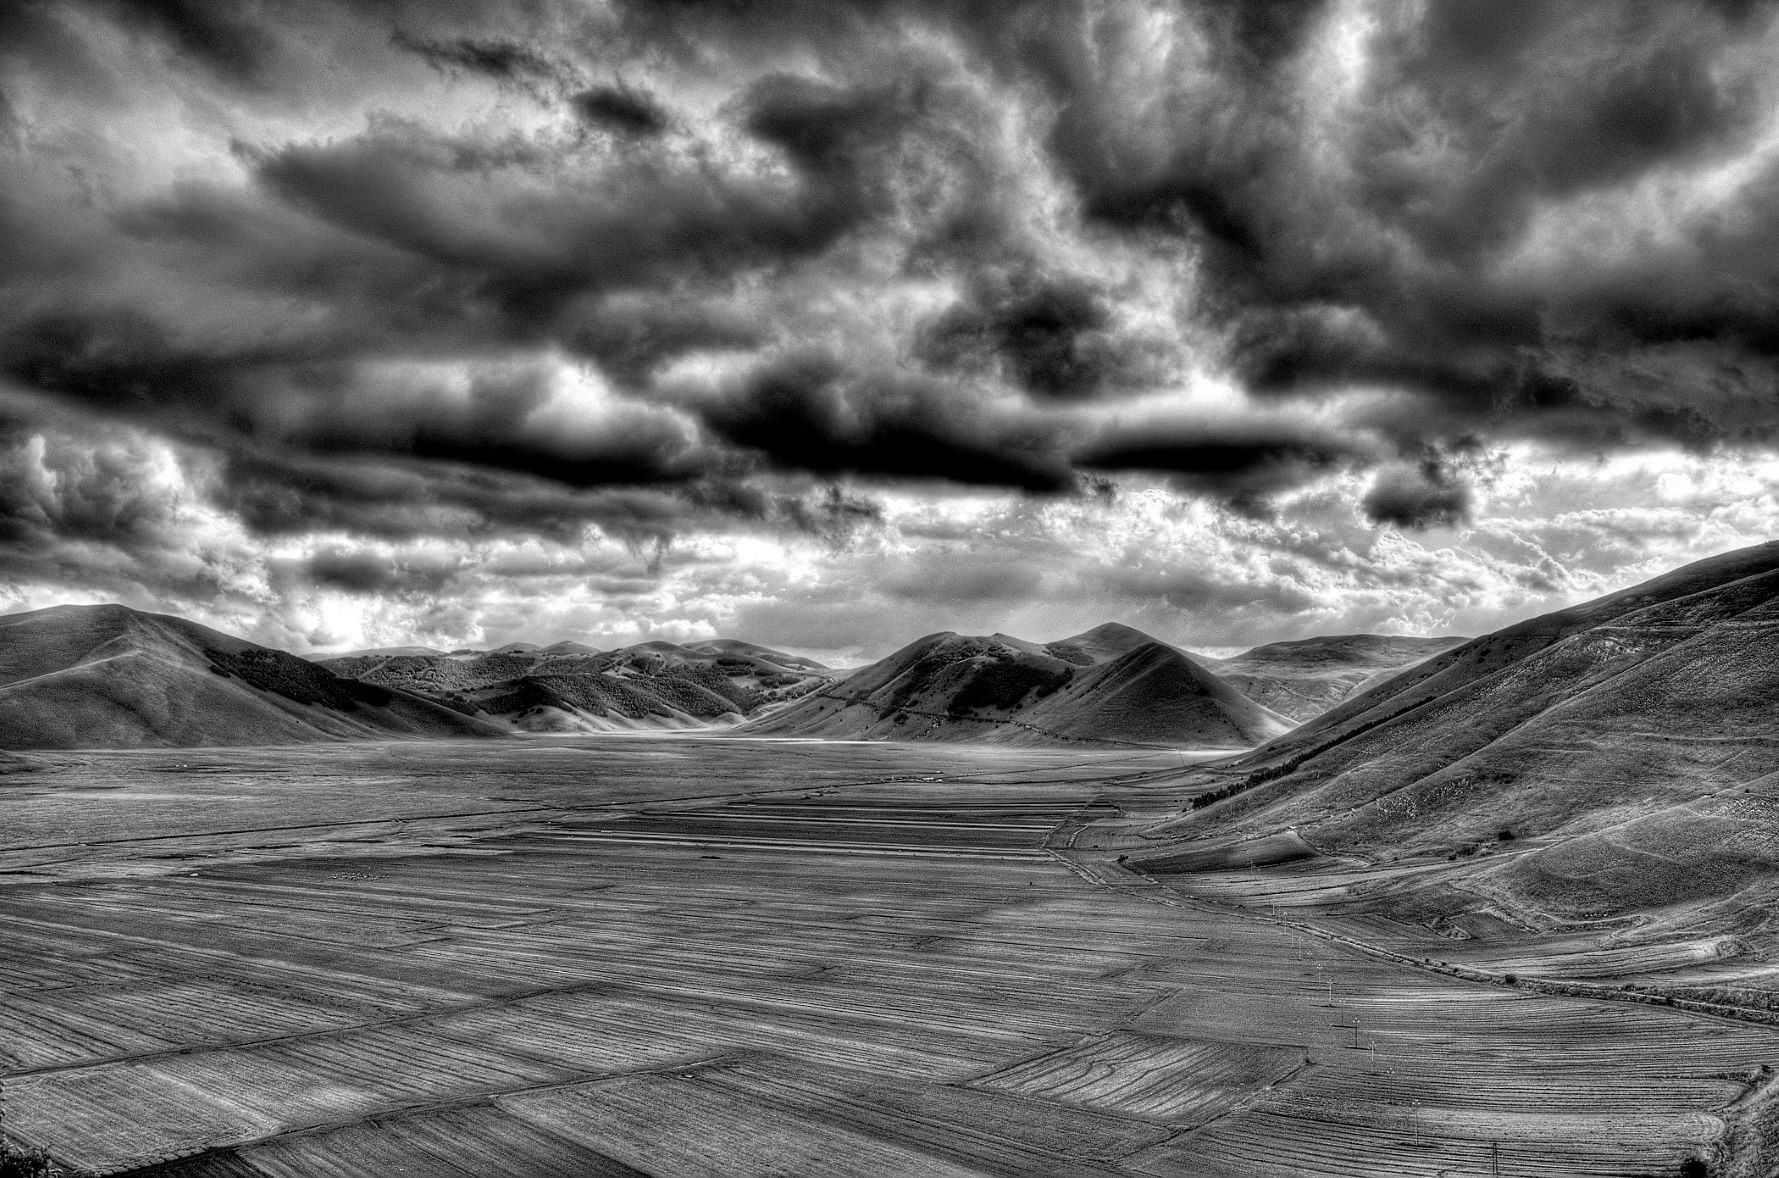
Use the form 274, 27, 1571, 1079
209, 648, 393, 710
662, 663, 761, 712
478, 674, 664, 720
947, 660, 1074, 716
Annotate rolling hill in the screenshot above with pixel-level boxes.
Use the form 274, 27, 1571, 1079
1133, 541, 1779, 945
744, 626, 1291, 748
1199, 633, 1468, 721
322, 639, 832, 733
0, 604, 502, 749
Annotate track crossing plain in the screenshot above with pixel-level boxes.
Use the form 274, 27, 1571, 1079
2, 735, 1775, 1175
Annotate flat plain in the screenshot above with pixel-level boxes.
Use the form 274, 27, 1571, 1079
2, 736, 1774, 1175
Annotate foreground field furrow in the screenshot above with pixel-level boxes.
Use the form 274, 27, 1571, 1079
194, 1121, 484, 1178
59, 981, 361, 1044
177, 1104, 650, 1178
521, 990, 1030, 1082
263, 1025, 571, 1106
970, 1031, 1304, 1122
1294, 1065, 1742, 1113
0, 954, 159, 992
0, 997, 177, 1070
417, 1003, 717, 1073
500, 1072, 1002, 1178
33, 892, 455, 945
701, 1055, 1174, 1167
5, 1064, 269, 1175
143, 1050, 406, 1127
536, 828, 1055, 858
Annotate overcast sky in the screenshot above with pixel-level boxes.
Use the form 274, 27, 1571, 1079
4, 1, 1779, 662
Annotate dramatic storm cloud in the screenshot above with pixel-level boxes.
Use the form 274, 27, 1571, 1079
4, 1, 1779, 655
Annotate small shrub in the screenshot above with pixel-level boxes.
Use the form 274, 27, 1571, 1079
1498, 829, 1515, 841
0, 1137, 56, 1177
1503, 973, 1518, 985
1680, 1158, 1710, 1177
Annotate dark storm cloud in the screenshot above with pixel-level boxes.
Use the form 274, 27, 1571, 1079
215, 439, 881, 557
303, 545, 461, 596
1078, 420, 1376, 509
390, 30, 560, 89
304, 547, 399, 594
570, 84, 672, 137
214, 446, 711, 547
7, 0, 1779, 567
919, 272, 1162, 401
696, 351, 1075, 491
1360, 458, 1474, 531
101, 0, 276, 84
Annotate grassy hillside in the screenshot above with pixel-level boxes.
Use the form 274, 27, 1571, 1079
0, 604, 501, 749
1135, 541, 1779, 944
745, 628, 1291, 748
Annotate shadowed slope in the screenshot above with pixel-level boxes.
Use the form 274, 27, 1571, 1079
1019, 641, 1294, 747
1201, 634, 1467, 721
0, 605, 501, 749
745, 629, 1290, 748
1136, 541, 1779, 942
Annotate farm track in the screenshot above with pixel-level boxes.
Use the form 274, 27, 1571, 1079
1, 736, 1773, 1175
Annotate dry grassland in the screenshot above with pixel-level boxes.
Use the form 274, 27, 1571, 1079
0, 736, 1771, 1175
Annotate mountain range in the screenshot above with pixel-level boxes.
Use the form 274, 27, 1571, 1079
0, 604, 1510, 752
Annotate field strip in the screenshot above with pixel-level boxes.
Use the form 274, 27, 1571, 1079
58, 1052, 746, 1175
0, 807, 554, 854
3, 928, 1107, 1085
0, 771, 961, 858
532, 831, 1053, 858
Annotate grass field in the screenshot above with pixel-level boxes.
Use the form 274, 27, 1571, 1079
1, 736, 1773, 1175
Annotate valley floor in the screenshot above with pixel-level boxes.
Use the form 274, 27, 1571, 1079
0, 736, 1772, 1175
